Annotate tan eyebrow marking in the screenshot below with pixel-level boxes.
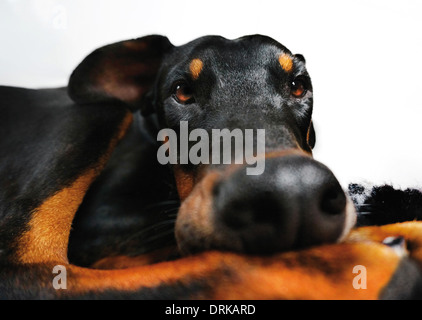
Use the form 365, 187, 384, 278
189, 59, 204, 80
279, 53, 294, 73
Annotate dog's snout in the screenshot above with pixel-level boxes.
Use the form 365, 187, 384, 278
320, 184, 347, 215
210, 155, 354, 254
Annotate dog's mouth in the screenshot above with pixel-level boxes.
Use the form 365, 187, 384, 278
174, 153, 357, 256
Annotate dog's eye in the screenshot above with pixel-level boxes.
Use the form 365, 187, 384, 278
173, 82, 195, 104
290, 77, 307, 98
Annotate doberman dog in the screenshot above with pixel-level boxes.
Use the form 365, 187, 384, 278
4, 34, 407, 300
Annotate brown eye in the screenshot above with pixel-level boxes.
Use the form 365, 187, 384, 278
291, 78, 307, 98
173, 82, 195, 104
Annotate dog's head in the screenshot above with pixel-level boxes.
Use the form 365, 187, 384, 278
69, 35, 356, 256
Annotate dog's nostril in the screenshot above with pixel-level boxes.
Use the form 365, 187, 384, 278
252, 194, 283, 224
220, 191, 281, 231
320, 185, 346, 215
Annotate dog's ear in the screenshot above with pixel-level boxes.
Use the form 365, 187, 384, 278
307, 121, 316, 149
295, 54, 306, 63
68, 35, 173, 112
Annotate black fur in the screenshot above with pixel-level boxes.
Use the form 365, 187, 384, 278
0, 86, 129, 263
349, 183, 422, 227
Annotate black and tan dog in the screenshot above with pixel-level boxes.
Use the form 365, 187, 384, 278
0, 35, 421, 299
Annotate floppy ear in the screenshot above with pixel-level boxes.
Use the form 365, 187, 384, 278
294, 53, 306, 63
68, 35, 173, 112
307, 121, 316, 149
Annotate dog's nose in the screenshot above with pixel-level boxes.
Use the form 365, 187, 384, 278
212, 155, 352, 254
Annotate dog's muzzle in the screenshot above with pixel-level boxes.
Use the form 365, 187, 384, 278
175, 153, 356, 255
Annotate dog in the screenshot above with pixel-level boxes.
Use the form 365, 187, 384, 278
1, 34, 420, 300
67, 34, 357, 266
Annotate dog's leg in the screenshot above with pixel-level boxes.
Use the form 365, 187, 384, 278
15, 113, 133, 265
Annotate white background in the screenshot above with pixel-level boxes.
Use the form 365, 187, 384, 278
1, 0, 422, 189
